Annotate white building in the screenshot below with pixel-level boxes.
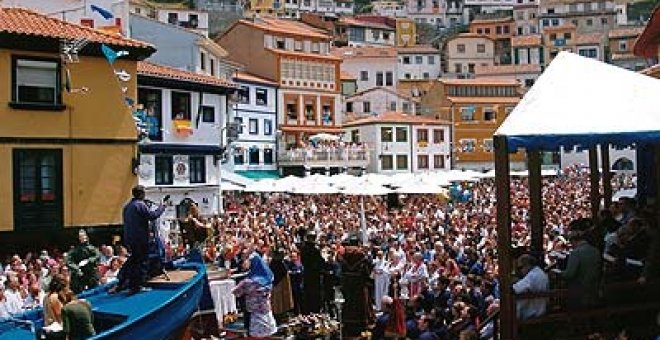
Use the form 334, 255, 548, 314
464, 0, 515, 12
136, 62, 238, 218
397, 45, 441, 80
282, 0, 354, 18
372, 1, 408, 17
2, 0, 130, 35
338, 17, 396, 47
332, 46, 398, 92
231, 72, 280, 179
345, 87, 419, 116
344, 112, 451, 173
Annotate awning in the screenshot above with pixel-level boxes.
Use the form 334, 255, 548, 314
234, 170, 280, 180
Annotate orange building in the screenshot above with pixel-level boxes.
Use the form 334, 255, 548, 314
420, 78, 524, 170
469, 16, 515, 64
216, 17, 342, 149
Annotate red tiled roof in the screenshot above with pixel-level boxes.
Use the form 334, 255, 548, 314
343, 112, 450, 127
634, 6, 660, 57
608, 26, 644, 39
475, 64, 542, 75
574, 33, 603, 45
138, 62, 237, 88
340, 71, 357, 80
396, 45, 439, 54
0, 7, 153, 50
234, 71, 278, 86
543, 24, 576, 32
339, 17, 393, 30
267, 48, 342, 61
448, 33, 495, 41
236, 18, 331, 40
511, 35, 543, 46
640, 64, 660, 78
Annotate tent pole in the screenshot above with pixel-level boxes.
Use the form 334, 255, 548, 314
494, 135, 515, 340
601, 143, 612, 210
527, 150, 544, 259
589, 146, 601, 219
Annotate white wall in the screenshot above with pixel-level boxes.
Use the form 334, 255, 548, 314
398, 53, 441, 80
156, 9, 209, 36
412, 125, 451, 171
561, 146, 636, 171
340, 58, 398, 92
346, 89, 415, 116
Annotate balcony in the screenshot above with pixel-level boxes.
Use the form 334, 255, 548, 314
278, 147, 370, 168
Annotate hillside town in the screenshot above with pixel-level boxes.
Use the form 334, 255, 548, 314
0, 0, 659, 339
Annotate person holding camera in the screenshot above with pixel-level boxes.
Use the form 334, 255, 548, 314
111, 185, 167, 295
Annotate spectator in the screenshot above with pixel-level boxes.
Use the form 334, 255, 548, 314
513, 254, 549, 320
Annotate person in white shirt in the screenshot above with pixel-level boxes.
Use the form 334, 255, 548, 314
0, 284, 11, 319
4, 276, 25, 316
512, 254, 549, 320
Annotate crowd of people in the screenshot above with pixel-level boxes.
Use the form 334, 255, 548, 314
282, 140, 369, 162
1, 165, 655, 340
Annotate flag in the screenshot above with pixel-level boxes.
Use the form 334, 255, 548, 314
101, 44, 129, 64
90, 5, 114, 20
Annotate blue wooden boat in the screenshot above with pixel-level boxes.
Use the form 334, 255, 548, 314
0, 253, 210, 340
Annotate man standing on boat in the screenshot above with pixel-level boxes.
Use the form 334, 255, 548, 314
113, 185, 167, 294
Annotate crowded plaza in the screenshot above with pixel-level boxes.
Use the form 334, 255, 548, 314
2, 164, 655, 339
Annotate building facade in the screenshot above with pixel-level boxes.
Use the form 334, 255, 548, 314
343, 112, 451, 173
445, 33, 496, 78
474, 64, 542, 90
136, 62, 236, 218
336, 17, 396, 47
608, 26, 647, 71
331, 47, 398, 92
231, 72, 279, 178
513, 0, 539, 35
345, 87, 419, 117
542, 24, 605, 63
511, 34, 545, 65
538, 0, 618, 34
0, 8, 154, 243
397, 45, 441, 80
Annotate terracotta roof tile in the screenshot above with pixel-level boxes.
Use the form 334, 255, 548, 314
543, 24, 576, 31
511, 35, 543, 46
640, 64, 660, 78
0, 7, 153, 49
396, 44, 439, 54
446, 96, 520, 104
608, 26, 644, 39
343, 112, 450, 127
475, 64, 542, 75
610, 52, 642, 61
339, 17, 393, 30
138, 62, 237, 88
574, 33, 603, 45
234, 71, 278, 86
331, 46, 397, 58
238, 18, 331, 40
340, 71, 356, 80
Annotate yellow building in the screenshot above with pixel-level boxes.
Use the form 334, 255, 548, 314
0, 8, 155, 244
396, 18, 417, 47
419, 78, 524, 170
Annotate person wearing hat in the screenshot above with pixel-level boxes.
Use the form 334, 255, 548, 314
65, 229, 100, 294
559, 218, 602, 309
300, 230, 325, 314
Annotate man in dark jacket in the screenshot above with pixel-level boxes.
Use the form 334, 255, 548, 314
301, 231, 324, 314
112, 185, 166, 294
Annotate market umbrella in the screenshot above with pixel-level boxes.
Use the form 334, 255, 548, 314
394, 183, 448, 195
308, 133, 340, 142
340, 182, 391, 245
291, 183, 340, 195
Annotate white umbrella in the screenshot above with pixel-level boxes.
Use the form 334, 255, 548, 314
243, 179, 281, 192
221, 182, 244, 191
309, 133, 340, 142
395, 183, 448, 195
291, 183, 340, 195
340, 182, 392, 196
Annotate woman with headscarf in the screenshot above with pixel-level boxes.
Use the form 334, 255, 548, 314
232, 252, 278, 338
269, 249, 294, 318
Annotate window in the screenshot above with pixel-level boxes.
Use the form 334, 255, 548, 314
311, 42, 320, 53
454, 63, 462, 73
389, 101, 397, 111
428, 55, 435, 64
496, 26, 502, 34
550, 33, 557, 41
551, 19, 559, 26
433, 129, 444, 143
346, 102, 353, 113
468, 63, 475, 73
360, 71, 369, 81
264, 119, 273, 135
138, 88, 163, 140
586, 18, 593, 26
477, 44, 486, 53
155, 155, 173, 185
564, 32, 572, 40
601, 17, 608, 25
13, 149, 63, 230
189, 156, 206, 184
484, 108, 496, 121
403, 56, 411, 64
485, 28, 491, 34
363, 101, 371, 113
525, 78, 535, 87
415, 56, 423, 64
294, 40, 303, 51
460, 139, 476, 152
286, 103, 297, 121
210, 58, 215, 76
171, 92, 191, 120
402, 102, 410, 112
376, 72, 384, 86
167, 12, 178, 24
483, 139, 494, 152
579, 48, 598, 59
461, 107, 475, 121
249, 148, 260, 164
396, 155, 408, 170
423, 72, 430, 79
275, 37, 285, 49
381, 127, 393, 142
457, 44, 466, 53
395, 127, 407, 142
619, 41, 627, 52
305, 103, 315, 121
234, 117, 244, 134
249, 118, 259, 134
12, 58, 61, 108
238, 86, 249, 104
433, 154, 445, 169
417, 155, 429, 169
381, 155, 394, 170
189, 14, 199, 28
417, 129, 428, 143
385, 72, 393, 86
256, 88, 268, 106
201, 105, 215, 123
234, 148, 245, 165
200, 52, 206, 71
504, 26, 510, 34
477, 28, 483, 34
264, 149, 274, 164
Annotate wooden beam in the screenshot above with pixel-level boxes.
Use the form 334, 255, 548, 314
527, 150, 544, 257
588, 146, 601, 219
494, 135, 515, 340
601, 143, 612, 210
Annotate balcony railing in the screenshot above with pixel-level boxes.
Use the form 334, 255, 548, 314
279, 147, 370, 167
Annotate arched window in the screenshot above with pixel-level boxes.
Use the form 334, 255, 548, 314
611, 157, 634, 171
